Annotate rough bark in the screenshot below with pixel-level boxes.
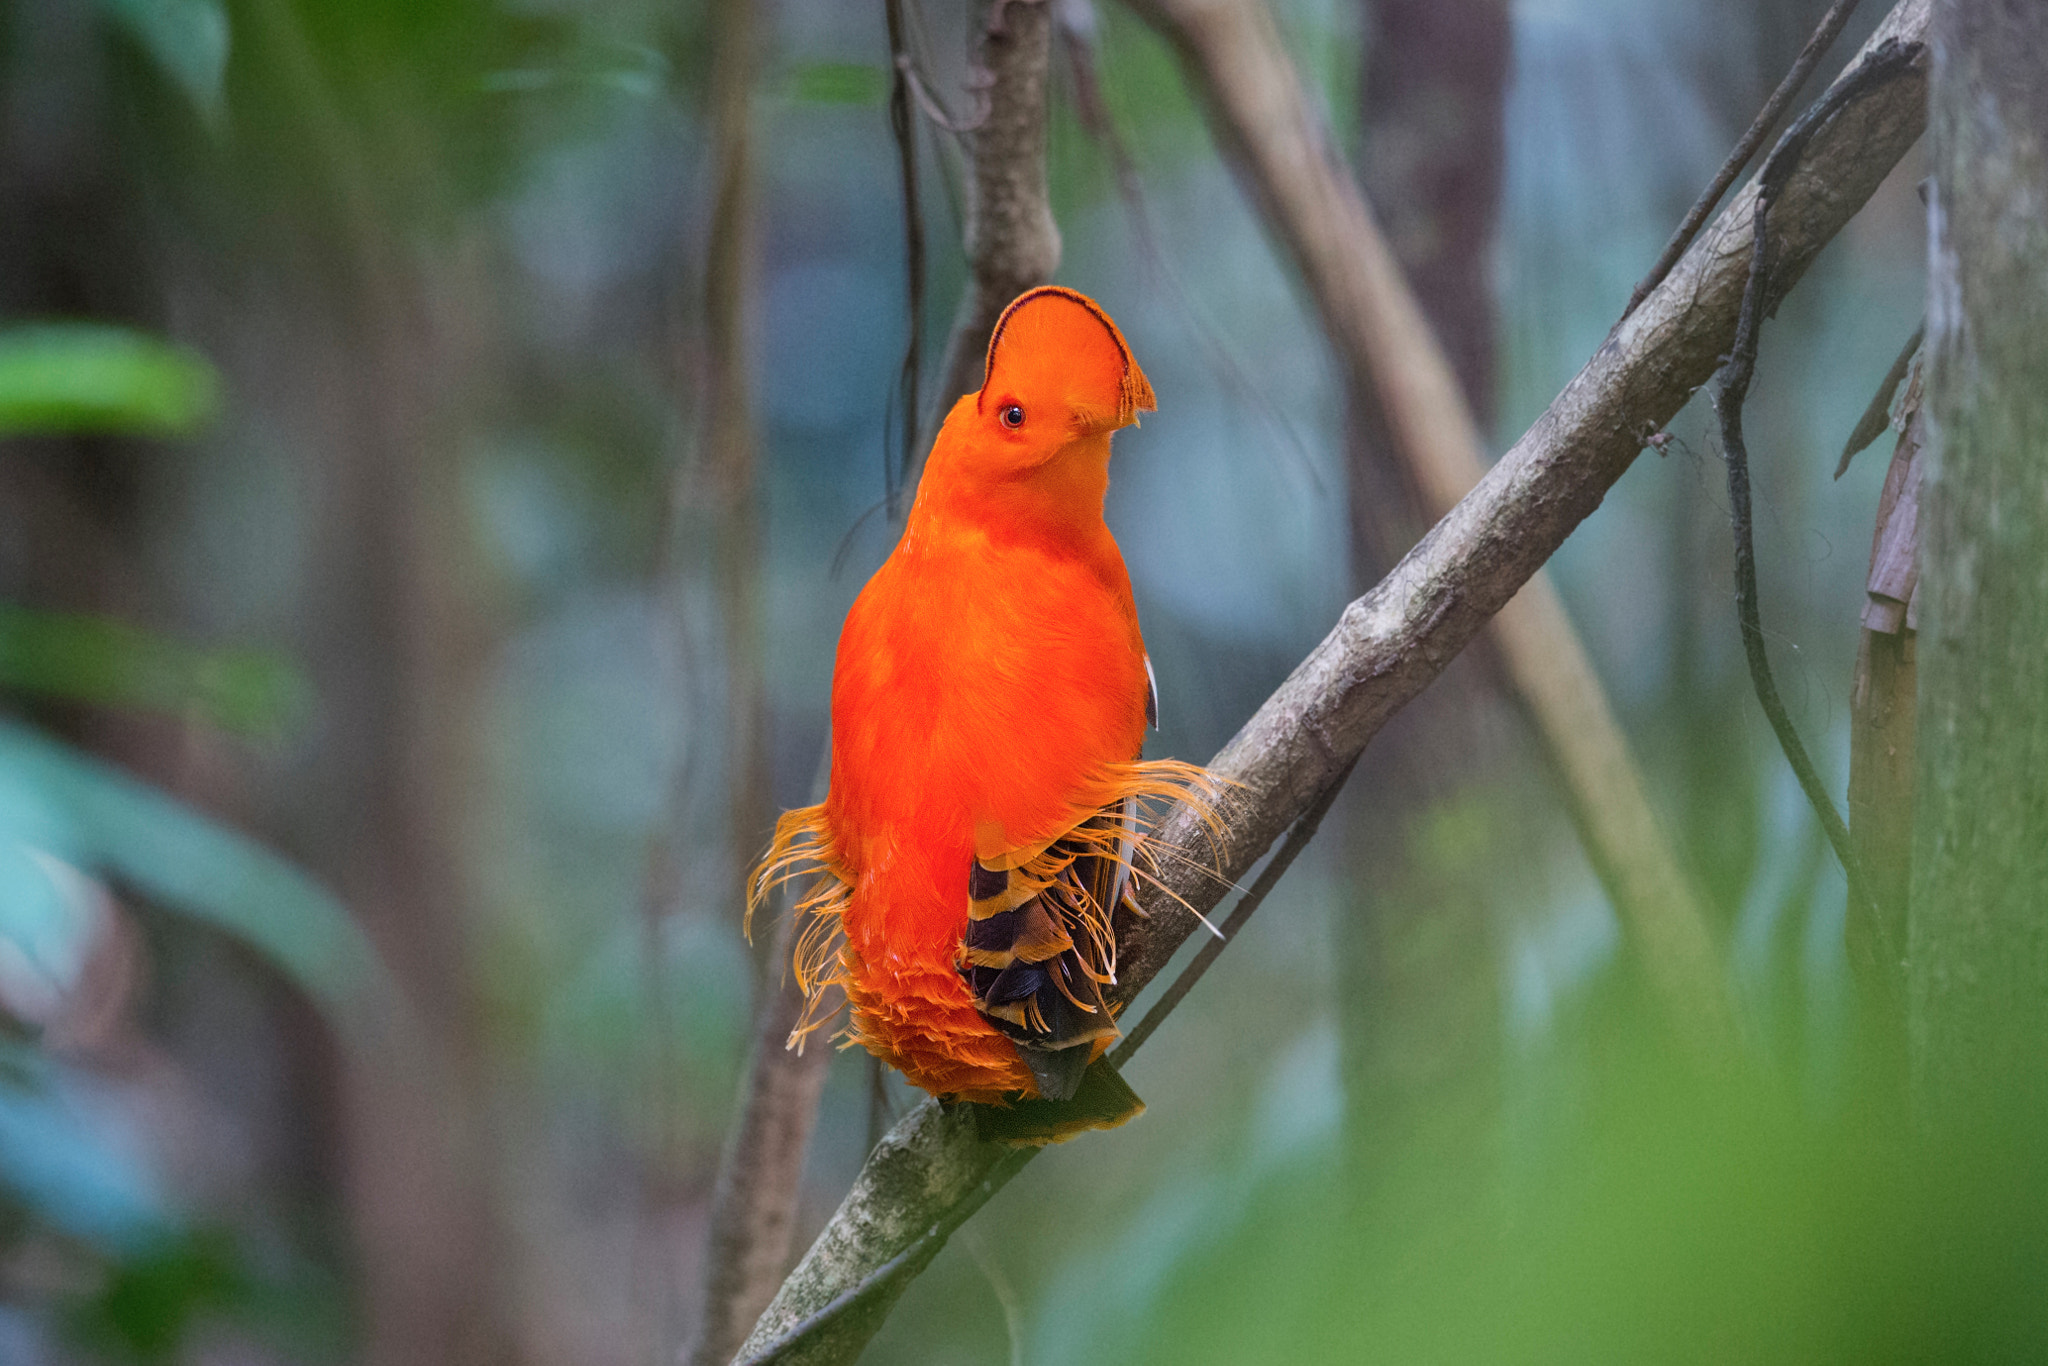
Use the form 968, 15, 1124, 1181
1909, 0, 2048, 1119
734, 6, 1929, 1361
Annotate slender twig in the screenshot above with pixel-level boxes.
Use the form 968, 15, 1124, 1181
718, 10, 1064, 1358
1622, 0, 1864, 320
685, 759, 835, 1366
1111, 754, 1357, 1064
676, 0, 807, 1358
865, 1054, 892, 1153
956, 1229, 1026, 1366
885, 0, 929, 518
735, 7, 1933, 1363
1835, 321, 1923, 478
1711, 37, 1924, 1003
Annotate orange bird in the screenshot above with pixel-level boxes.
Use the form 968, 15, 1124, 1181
752, 287, 1210, 1142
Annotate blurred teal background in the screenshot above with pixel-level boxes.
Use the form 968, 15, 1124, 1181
0, 0, 1995, 1363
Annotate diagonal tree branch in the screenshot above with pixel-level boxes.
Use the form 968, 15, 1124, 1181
1122, 0, 1734, 1053
733, 4, 1931, 1362
1110, 0, 1929, 1002
883, 0, 931, 517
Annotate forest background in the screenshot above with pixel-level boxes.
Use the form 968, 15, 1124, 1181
0, 0, 2041, 1363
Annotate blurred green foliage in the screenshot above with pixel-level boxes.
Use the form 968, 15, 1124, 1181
784, 60, 888, 106
0, 722, 388, 1035
0, 609, 306, 738
0, 327, 219, 440
0, 284, 375, 1362
1127, 1034, 2048, 1365
98, 0, 230, 124
65, 1232, 241, 1362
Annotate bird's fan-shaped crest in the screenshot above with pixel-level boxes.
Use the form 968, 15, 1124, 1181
980, 286, 1157, 427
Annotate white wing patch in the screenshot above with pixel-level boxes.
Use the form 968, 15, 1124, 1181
1143, 654, 1159, 731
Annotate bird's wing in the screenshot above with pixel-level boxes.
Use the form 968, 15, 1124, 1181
959, 803, 1134, 1102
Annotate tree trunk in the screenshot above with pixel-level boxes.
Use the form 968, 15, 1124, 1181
1910, 0, 2048, 1119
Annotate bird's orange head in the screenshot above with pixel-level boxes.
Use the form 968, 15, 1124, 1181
920, 287, 1155, 525
978, 286, 1155, 438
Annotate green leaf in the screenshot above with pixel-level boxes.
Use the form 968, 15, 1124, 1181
98, 0, 231, 126
0, 325, 220, 438
0, 722, 392, 1042
70, 1227, 245, 1359
0, 606, 308, 738
784, 61, 888, 107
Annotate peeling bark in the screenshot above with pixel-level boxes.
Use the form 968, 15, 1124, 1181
1845, 379, 1923, 1012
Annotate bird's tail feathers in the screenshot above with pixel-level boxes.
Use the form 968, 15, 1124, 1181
747, 803, 852, 1052
972, 1057, 1146, 1146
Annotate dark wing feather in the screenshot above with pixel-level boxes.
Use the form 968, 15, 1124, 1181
961, 807, 1136, 1100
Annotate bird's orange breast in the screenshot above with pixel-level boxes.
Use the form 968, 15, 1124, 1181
826, 512, 1148, 956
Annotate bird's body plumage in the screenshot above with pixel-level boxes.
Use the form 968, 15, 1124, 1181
754, 288, 1209, 1135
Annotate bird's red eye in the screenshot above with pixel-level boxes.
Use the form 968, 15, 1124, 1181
999, 404, 1025, 429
